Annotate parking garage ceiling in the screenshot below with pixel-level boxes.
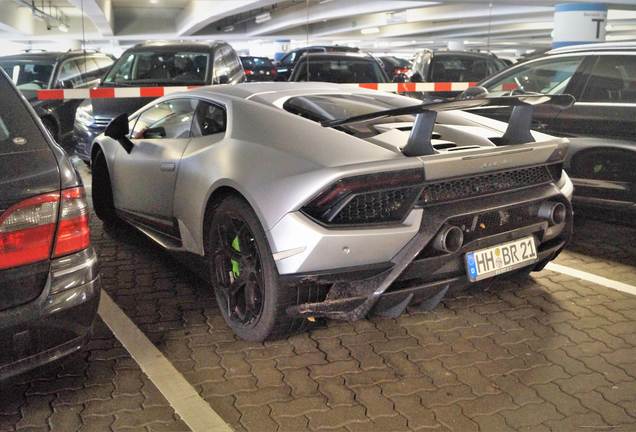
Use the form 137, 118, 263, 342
2, 0, 636, 55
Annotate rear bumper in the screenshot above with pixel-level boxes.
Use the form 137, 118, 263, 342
0, 249, 101, 380
283, 184, 572, 321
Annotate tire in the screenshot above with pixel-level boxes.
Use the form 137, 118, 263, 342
207, 195, 324, 341
91, 149, 119, 225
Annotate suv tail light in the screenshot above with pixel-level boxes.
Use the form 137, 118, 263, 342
302, 169, 425, 226
244, 69, 254, 76
53, 187, 90, 257
0, 187, 90, 270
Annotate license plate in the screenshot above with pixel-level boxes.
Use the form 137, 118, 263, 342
465, 236, 537, 282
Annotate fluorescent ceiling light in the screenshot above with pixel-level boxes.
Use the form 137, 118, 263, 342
361, 27, 380, 35
58, 23, 69, 32
255, 12, 271, 24
224, 25, 234, 32
149, 0, 158, 3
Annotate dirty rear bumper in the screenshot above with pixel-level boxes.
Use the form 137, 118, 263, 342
284, 184, 572, 321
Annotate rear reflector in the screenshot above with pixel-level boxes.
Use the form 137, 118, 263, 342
0, 186, 90, 270
53, 187, 90, 258
0, 193, 59, 270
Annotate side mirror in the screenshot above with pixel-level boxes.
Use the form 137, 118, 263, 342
105, 113, 133, 153
458, 86, 489, 100
392, 74, 406, 83
142, 126, 166, 139
218, 75, 229, 84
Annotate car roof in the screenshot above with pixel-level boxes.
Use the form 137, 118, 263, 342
433, 50, 498, 59
0, 51, 108, 62
547, 41, 636, 54
187, 81, 384, 101
130, 40, 227, 51
297, 52, 375, 60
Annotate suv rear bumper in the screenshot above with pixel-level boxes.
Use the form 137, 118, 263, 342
0, 248, 101, 380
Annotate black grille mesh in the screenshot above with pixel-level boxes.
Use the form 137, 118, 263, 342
331, 187, 420, 225
418, 165, 552, 205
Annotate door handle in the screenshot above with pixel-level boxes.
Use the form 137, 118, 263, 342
160, 162, 176, 172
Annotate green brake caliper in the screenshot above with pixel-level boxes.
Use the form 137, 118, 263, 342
230, 235, 241, 278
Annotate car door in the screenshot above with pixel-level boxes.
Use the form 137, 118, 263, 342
557, 53, 636, 140
473, 54, 587, 135
112, 98, 197, 224
52, 58, 84, 137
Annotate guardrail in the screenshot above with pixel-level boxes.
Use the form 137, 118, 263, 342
34, 81, 493, 100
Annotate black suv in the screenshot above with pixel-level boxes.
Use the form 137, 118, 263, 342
274, 45, 359, 81
0, 68, 100, 380
405, 50, 507, 98
0, 51, 114, 148
471, 42, 636, 220
74, 41, 244, 163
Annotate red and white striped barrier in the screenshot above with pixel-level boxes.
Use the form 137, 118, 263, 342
35, 82, 488, 100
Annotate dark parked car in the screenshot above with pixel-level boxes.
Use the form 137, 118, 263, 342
0, 50, 114, 148
406, 50, 507, 98
380, 56, 412, 80
74, 41, 244, 163
0, 68, 100, 380
289, 52, 389, 83
274, 45, 359, 81
240, 56, 276, 81
470, 42, 636, 221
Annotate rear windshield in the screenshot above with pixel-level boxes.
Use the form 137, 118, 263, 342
241, 57, 273, 68
0, 72, 48, 154
430, 55, 504, 82
0, 60, 54, 90
103, 50, 209, 85
293, 58, 387, 83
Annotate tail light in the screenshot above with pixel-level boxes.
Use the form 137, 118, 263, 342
0, 187, 89, 270
271, 68, 277, 77
244, 69, 254, 76
53, 187, 90, 257
302, 169, 425, 226
394, 67, 410, 76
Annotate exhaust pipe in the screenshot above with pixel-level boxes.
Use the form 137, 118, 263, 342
538, 201, 567, 225
433, 225, 464, 253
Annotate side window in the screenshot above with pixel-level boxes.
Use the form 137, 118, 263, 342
131, 99, 197, 140
56, 60, 82, 88
224, 47, 243, 80
580, 55, 636, 103
191, 101, 226, 137
484, 56, 584, 95
280, 52, 294, 66
75, 57, 101, 83
212, 48, 230, 84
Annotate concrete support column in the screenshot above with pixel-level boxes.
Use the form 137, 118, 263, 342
447, 40, 465, 51
553, 3, 607, 48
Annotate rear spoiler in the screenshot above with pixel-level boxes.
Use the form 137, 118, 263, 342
321, 94, 575, 157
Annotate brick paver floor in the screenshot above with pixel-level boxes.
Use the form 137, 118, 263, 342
3, 190, 636, 432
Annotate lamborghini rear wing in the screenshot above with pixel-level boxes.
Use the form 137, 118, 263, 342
321, 94, 575, 158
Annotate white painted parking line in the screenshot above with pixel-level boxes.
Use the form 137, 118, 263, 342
545, 262, 636, 297
98, 291, 232, 432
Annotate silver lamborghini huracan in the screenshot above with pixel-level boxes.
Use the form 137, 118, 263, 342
91, 82, 574, 341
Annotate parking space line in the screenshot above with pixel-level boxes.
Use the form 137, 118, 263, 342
545, 262, 636, 297
98, 291, 232, 432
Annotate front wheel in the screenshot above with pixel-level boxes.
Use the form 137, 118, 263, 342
91, 149, 119, 225
207, 196, 322, 341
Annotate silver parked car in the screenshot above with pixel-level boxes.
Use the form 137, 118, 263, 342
90, 82, 574, 341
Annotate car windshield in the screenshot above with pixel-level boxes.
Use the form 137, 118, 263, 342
430, 56, 502, 82
103, 51, 209, 85
0, 74, 48, 154
293, 58, 387, 83
241, 57, 273, 68
0, 61, 54, 90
